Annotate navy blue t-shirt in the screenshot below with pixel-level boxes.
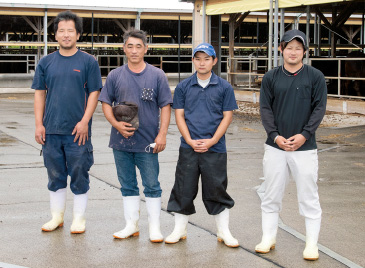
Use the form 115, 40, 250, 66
173, 72, 238, 153
32, 50, 102, 136
98, 63, 173, 152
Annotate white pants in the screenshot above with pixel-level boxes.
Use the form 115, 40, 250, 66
261, 144, 322, 220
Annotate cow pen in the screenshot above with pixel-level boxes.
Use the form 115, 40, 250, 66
228, 56, 365, 100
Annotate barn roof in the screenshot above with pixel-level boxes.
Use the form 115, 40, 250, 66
204, 0, 360, 15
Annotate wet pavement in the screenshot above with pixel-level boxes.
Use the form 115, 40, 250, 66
0, 94, 364, 268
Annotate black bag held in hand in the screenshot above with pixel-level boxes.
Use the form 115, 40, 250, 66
112, 102, 139, 131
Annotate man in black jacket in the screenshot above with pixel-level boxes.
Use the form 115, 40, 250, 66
256, 29, 327, 261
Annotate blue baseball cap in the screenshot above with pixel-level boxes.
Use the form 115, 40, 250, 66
193, 43, 216, 58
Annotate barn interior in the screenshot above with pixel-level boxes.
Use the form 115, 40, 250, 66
0, 0, 364, 98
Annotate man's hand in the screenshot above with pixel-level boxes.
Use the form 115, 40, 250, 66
72, 120, 89, 146
188, 140, 206, 153
188, 138, 216, 153
275, 136, 292, 151
115, 121, 136, 139
153, 133, 167, 153
286, 134, 306, 151
196, 138, 215, 153
35, 125, 46, 145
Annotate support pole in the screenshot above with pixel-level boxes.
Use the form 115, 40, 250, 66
91, 12, 94, 54
256, 17, 259, 45
362, 13, 365, 53
178, 15, 181, 82
228, 15, 235, 85
328, 29, 331, 57
37, 17, 41, 60
314, 14, 318, 56
306, 6, 310, 64
43, 9, 48, 56
273, 0, 279, 68
135, 10, 141, 30
211, 15, 222, 76
331, 7, 337, 57
202, 0, 206, 43
218, 15, 222, 76
318, 13, 321, 56
268, 0, 273, 70
280, 8, 285, 66
97, 18, 100, 43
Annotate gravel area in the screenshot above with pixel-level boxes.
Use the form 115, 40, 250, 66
237, 101, 365, 128
1, 94, 364, 128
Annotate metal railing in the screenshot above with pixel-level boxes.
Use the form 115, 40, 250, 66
0, 53, 230, 77
0, 54, 37, 73
1, 53, 364, 100
228, 56, 365, 99
97, 54, 229, 77
97, 55, 194, 76
309, 57, 365, 100
227, 56, 268, 90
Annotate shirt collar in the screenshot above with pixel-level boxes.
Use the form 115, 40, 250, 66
192, 71, 219, 86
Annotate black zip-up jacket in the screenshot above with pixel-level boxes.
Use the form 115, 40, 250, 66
260, 64, 327, 151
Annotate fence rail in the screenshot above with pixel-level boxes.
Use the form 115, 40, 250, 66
96, 54, 229, 76
228, 56, 365, 100
1, 53, 364, 100
309, 57, 365, 100
97, 55, 194, 76
0, 54, 37, 73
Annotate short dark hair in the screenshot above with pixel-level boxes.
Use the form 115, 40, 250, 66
280, 37, 306, 52
123, 29, 148, 46
54, 10, 83, 35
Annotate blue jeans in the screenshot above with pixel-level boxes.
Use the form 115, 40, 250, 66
42, 134, 94, 194
113, 149, 161, 197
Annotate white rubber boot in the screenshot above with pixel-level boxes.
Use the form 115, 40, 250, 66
255, 211, 279, 253
113, 196, 140, 239
145, 197, 164, 243
215, 209, 239, 248
70, 192, 88, 234
42, 188, 67, 232
165, 213, 189, 244
303, 218, 321, 260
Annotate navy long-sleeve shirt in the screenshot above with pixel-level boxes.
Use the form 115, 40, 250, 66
260, 64, 327, 151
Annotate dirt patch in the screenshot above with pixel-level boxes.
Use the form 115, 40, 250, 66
317, 122, 365, 147
0, 132, 18, 146
0, 93, 34, 100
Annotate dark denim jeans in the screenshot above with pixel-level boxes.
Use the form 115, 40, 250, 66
42, 134, 93, 194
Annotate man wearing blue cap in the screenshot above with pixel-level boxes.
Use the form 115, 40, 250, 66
256, 29, 327, 260
165, 43, 239, 247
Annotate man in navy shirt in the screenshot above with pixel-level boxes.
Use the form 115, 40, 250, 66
99, 29, 172, 243
165, 43, 239, 247
256, 29, 327, 260
32, 11, 102, 234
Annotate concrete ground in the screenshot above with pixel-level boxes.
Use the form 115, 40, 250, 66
0, 93, 364, 268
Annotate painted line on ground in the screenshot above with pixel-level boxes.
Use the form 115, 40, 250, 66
255, 180, 362, 268
277, 220, 363, 268
318, 145, 341, 153
89, 173, 286, 268
0, 262, 29, 268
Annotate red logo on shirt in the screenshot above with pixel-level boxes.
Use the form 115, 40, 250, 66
73, 69, 81, 72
